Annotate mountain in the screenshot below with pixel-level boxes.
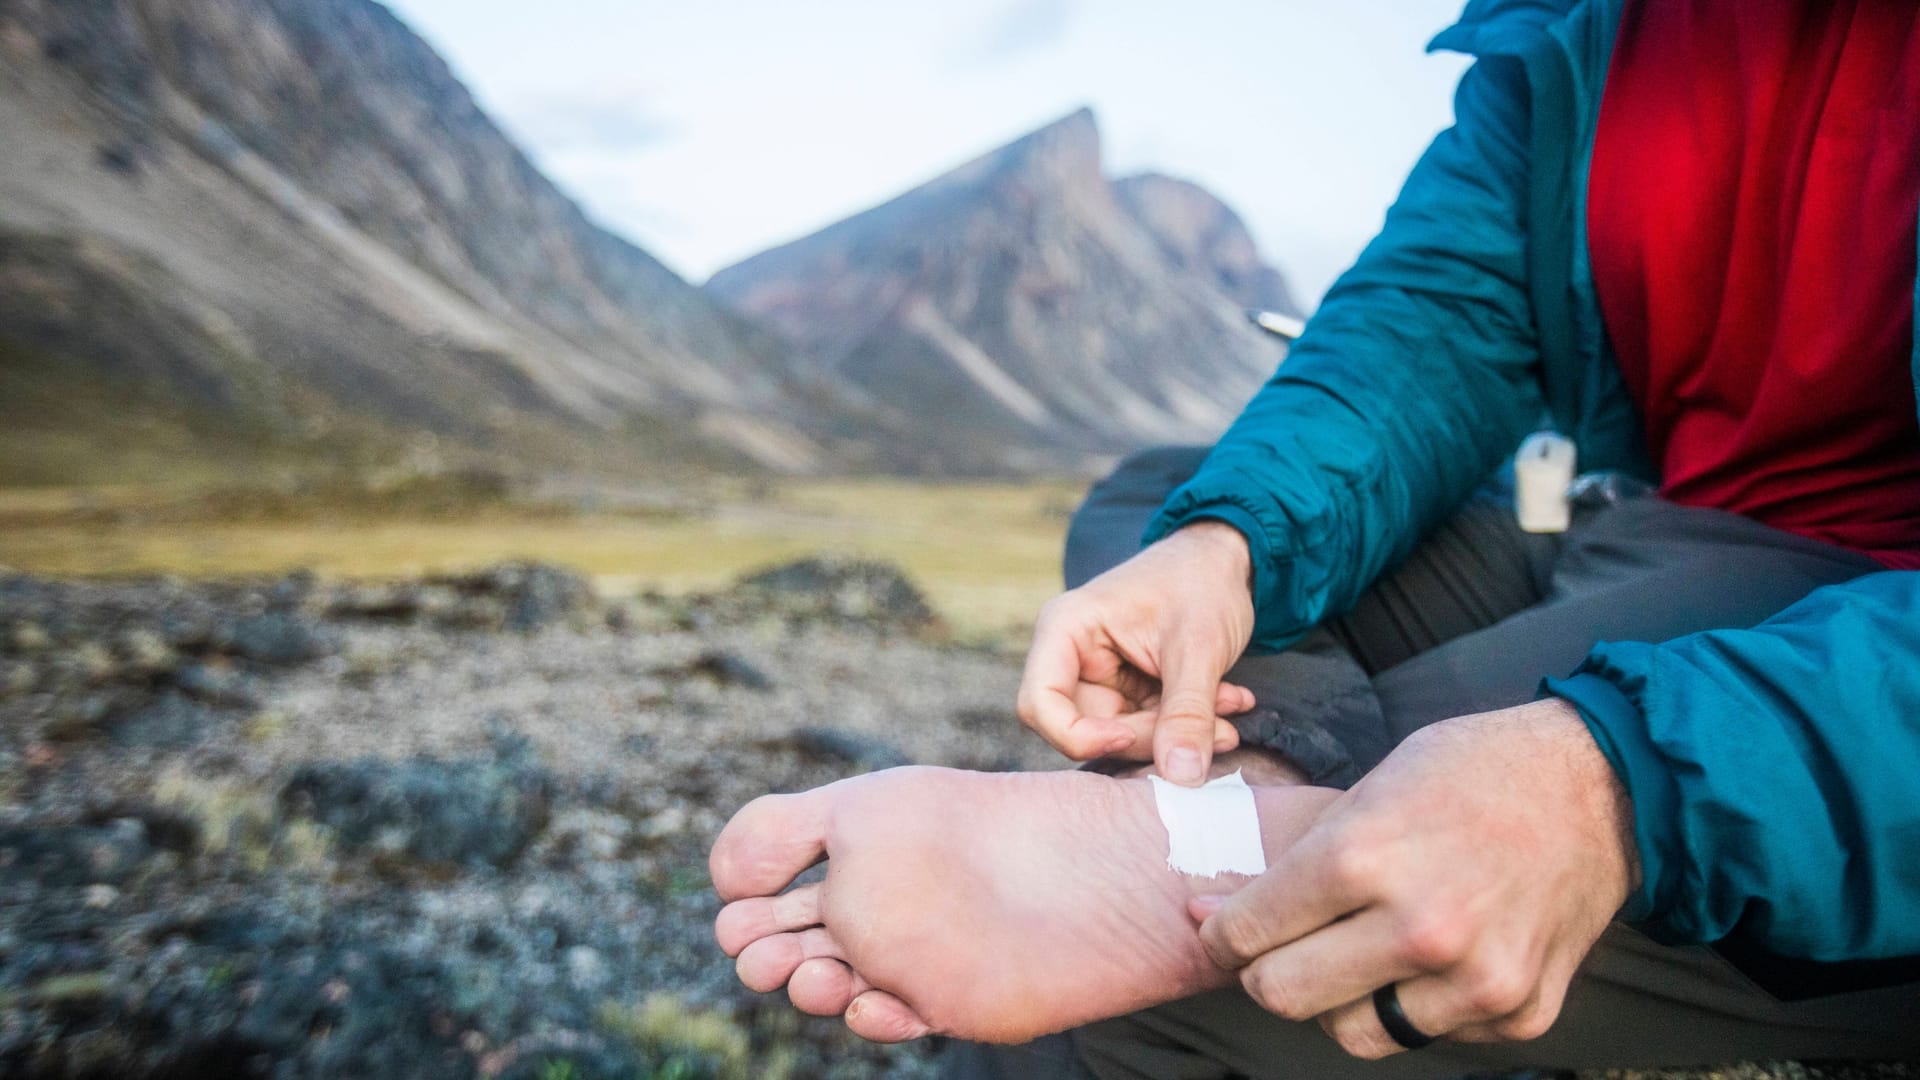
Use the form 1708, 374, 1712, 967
0, 0, 870, 484
704, 108, 1293, 474
1113, 173, 1301, 318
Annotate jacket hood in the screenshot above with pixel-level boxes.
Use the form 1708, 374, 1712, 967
1429, 0, 1579, 55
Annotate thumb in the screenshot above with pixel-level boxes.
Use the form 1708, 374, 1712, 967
1153, 645, 1227, 786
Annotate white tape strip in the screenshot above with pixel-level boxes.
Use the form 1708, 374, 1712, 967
1149, 768, 1268, 878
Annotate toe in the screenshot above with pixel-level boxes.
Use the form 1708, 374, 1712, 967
735, 927, 844, 994
787, 957, 858, 1016
845, 989, 934, 1043
709, 790, 832, 903
714, 884, 823, 956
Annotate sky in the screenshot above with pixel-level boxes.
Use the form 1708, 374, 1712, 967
381, 0, 1472, 307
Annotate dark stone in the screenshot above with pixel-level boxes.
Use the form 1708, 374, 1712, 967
41, 692, 116, 741
330, 584, 415, 620
431, 562, 595, 632
779, 727, 912, 772
170, 662, 262, 708
218, 613, 335, 666
501, 565, 592, 633
685, 650, 773, 692
108, 691, 217, 748
0, 820, 151, 886
266, 570, 318, 611
216, 945, 471, 1080
277, 736, 552, 870
84, 801, 201, 854
734, 557, 940, 632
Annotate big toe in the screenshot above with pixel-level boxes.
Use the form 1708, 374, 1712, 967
735, 927, 845, 994
709, 789, 832, 902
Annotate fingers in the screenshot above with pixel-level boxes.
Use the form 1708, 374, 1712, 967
1073, 683, 1250, 762
1151, 638, 1235, 784
1312, 952, 1569, 1058
1016, 616, 1133, 760
1449, 951, 1575, 1045
845, 988, 935, 1042
1315, 967, 1536, 1059
1198, 825, 1372, 971
1068, 671, 1250, 725
1101, 708, 1237, 761
1231, 909, 1423, 1022
1218, 681, 1256, 716
1314, 980, 1435, 1061
714, 884, 821, 956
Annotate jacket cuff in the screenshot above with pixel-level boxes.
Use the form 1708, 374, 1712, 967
1542, 666, 1681, 932
1141, 495, 1295, 652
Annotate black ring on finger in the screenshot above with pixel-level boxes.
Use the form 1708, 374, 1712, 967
1372, 983, 1437, 1050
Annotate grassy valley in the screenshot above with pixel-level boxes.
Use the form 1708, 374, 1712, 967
0, 476, 1083, 644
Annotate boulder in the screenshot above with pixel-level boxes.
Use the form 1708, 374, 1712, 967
277, 737, 552, 871
217, 613, 336, 666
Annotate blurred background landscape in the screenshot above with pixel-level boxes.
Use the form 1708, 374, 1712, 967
12, 3, 1885, 1079
0, 0, 1470, 633
0, 2, 1457, 1073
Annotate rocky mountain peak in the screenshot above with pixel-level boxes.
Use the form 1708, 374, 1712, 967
705, 109, 1295, 474
959, 105, 1105, 200
1113, 172, 1301, 316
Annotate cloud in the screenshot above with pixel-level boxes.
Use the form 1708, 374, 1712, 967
503, 93, 678, 155
949, 0, 1076, 69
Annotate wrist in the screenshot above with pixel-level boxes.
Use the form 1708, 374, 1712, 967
1170, 520, 1255, 597
1532, 698, 1642, 901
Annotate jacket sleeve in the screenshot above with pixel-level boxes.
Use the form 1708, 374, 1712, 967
1548, 570, 1920, 961
1143, 57, 1546, 652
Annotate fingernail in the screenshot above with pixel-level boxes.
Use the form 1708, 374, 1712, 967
1166, 748, 1203, 785
1188, 894, 1226, 922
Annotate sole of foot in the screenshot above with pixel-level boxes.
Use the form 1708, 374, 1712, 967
710, 765, 1336, 1044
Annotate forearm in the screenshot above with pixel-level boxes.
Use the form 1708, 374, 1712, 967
1549, 571, 1920, 960
1145, 59, 1546, 651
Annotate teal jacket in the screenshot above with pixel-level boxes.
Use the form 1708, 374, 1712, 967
1144, 0, 1920, 972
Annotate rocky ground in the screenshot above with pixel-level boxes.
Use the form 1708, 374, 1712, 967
0, 559, 1912, 1079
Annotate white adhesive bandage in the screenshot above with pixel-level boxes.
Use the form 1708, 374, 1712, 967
1148, 769, 1268, 878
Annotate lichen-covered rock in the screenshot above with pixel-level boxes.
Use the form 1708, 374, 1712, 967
277, 737, 552, 871
682, 649, 774, 692
217, 613, 336, 666
326, 562, 597, 633
718, 557, 943, 635
434, 562, 596, 633
107, 691, 217, 749
0, 820, 151, 887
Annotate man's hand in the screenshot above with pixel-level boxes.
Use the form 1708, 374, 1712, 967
1194, 699, 1639, 1056
1017, 521, 1258, 785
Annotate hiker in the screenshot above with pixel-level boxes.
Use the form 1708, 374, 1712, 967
711, 1, 1920, 1075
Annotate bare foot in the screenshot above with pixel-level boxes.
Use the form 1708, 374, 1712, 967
708, 766, 1337, 1044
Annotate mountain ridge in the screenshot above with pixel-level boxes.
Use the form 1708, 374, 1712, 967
705, 107, 1295, 473
0, 0, 871, 480
1, 2, 1299, 483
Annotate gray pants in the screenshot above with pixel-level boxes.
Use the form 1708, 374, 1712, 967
946, 447, 1920, 1079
